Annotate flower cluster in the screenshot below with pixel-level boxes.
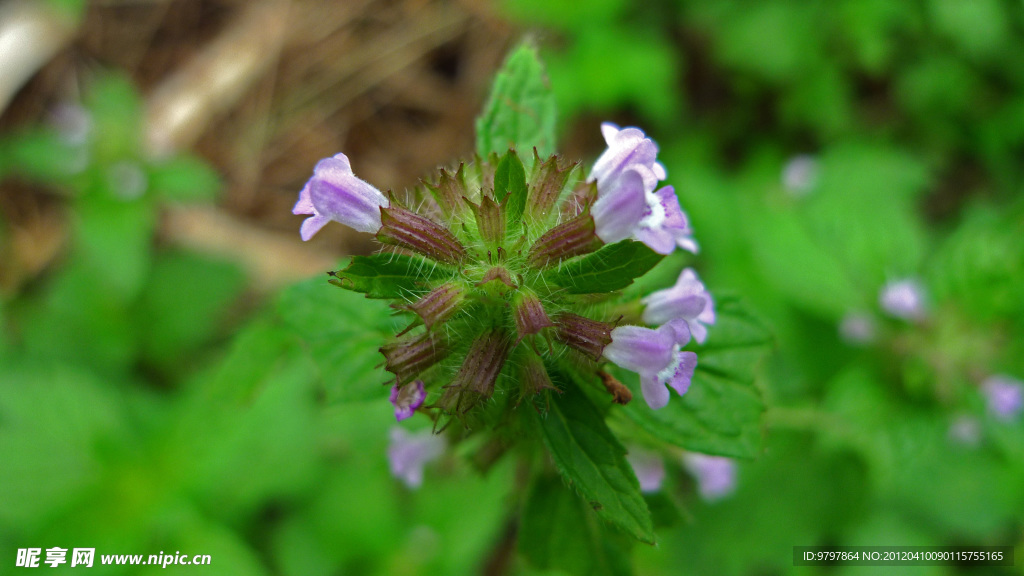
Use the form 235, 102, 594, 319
295, 123, 714, 425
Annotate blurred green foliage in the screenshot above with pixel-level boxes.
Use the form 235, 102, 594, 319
1, 0, 1023, 574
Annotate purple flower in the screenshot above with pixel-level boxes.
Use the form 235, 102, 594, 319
293, 153, 389, 240
587, 124, 697, 254
602, 324, 697, 410
982, 375, 1023, 421
879, 278, 927, 321
588, 123, 666, 245
389, 380, 426, 421
642, 268, 715, 344
781, 154, 818, 196
387, 427, 444, 489
591, 167, 648, 244
839, 311, 877, 345
682, 453, 736, 501
589, 123, 666, 196
626, 448, 665, 493
634, 187, 698, 255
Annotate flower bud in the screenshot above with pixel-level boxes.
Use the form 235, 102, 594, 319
468, 194, 505, 245
526, 211, 603, 268
527, 150, 576, 219
513, 291, 554, 342
407, 283, 465, 330
423, 164, 468, 218
518, 348, 557, 403
377, 204, 468, 265
440, 329, 512, 414
390, 380, 426, 421
554, 312, 613, 361
380, 332, 450, 385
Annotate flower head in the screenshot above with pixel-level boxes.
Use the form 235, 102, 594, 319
390, 380, 426, 421
879, 278, 927, 321
297, 121, 712, 423
387, 427, 444, 489
642, 268, 715, 344
682, 453, 736, 501
982, 375, 1023, 421
294, 153, 389, 240
603, 325, 697, 410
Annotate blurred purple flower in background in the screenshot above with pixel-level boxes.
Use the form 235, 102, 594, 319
387, 427, 444, 489
626, 448, 665, 493
781, 154, 818, 196
839, 311, 877, 345
879, 278, 927, 321
982, 375, 1023, 421
683, 453, 736, 502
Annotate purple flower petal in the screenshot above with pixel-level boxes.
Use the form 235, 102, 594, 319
879, 278, 927, 321
603, 325, 676, 374
665, 351, 697, 396
294, 153, 389, 240
387, 427, 444, 489
683, 453, 736, 501
390, 380, 426, 421
604, 325, 698, 410
590, 123, 662, 192
591, 168, 648, 244
640, 372, 671, 410
642, 268, 715, 345
634, 187, 698, 255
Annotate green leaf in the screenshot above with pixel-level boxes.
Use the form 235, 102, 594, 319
738, 191, 860, 318
618, 296, 770, 458
18, 262, 137, 375
331, 253, 448, 299
534, 367, 655, 544
476, 40, 557, 158
149, 154, 222, 203
494, 150, 528, 230
86, 72, 143, 164
277, 277, 396, 402
0, 362, 128, 528
546, 240, 664, 294
519, 474, 633, 576
73, 194, 155, 301
134, 250, 245, 371
0, 130, 81, 183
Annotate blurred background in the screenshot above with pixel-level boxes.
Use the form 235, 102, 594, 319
1, 0, 1022, 574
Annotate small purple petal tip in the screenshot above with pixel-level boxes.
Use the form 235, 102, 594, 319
390, 380, 426, 421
